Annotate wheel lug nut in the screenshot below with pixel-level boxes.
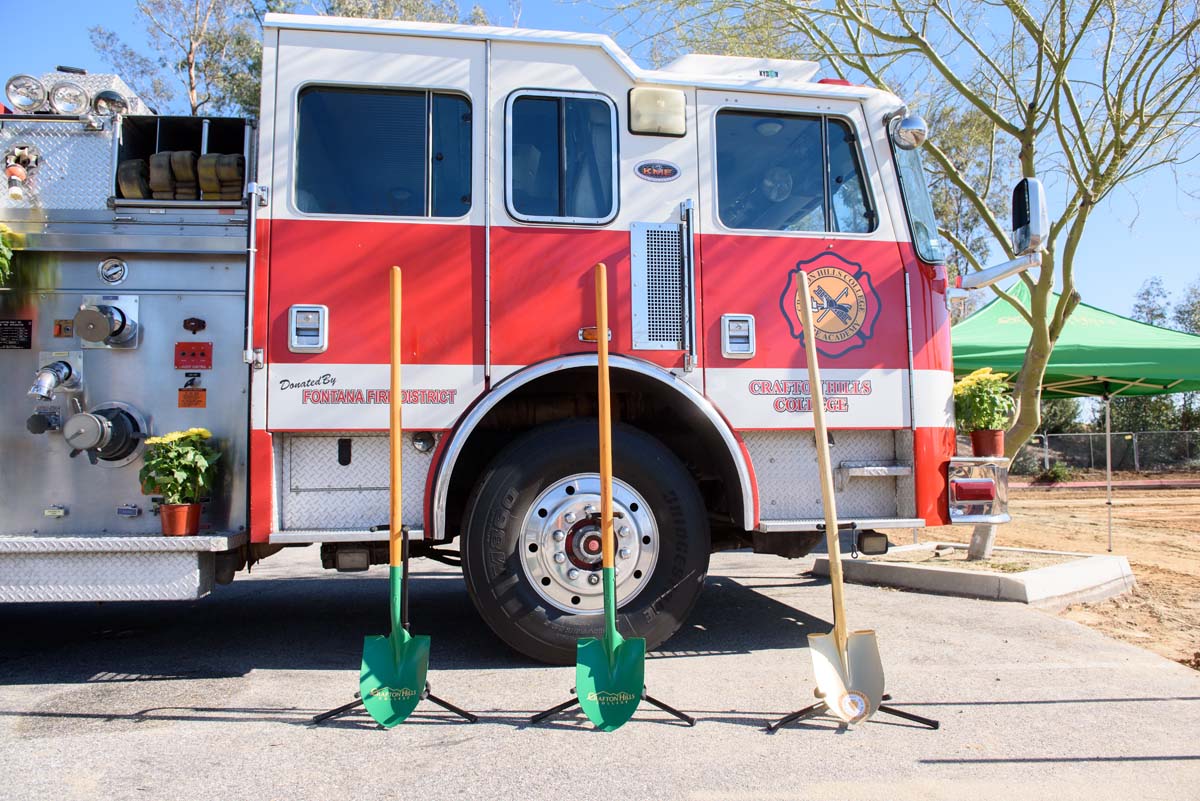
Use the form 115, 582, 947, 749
554, 552, 567, 564
552, 529, 565, 542
618, 526, 631, 538
619, 547, 631, 559
567, 568, 580, 580
564, 512, 577, 524
583, 504, 595, 514
587, 573, 600, 585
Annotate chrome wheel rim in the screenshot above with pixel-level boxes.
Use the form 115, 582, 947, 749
519, 472, 659, 615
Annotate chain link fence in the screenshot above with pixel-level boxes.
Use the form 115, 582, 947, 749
1011, 430, 1200, 475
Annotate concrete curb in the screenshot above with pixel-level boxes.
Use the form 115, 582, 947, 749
812, 542, 1136, 610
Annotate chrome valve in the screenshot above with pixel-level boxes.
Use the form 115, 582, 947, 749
63, 406, 143, 466
28, 360, 75, 401
75, 303, 137, 346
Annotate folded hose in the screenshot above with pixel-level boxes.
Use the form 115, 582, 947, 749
116, 159, 150, 199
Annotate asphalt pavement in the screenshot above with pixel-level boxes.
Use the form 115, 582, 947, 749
2, 547, 1198, 801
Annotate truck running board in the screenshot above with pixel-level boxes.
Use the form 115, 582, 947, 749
756, 518, 925, 533
270, 529, 423, 544
0, 534, 247, 602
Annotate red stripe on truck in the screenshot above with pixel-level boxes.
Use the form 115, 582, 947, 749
267, 219, 484, 366
914, 426, 955, 526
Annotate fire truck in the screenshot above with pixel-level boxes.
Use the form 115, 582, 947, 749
0, 14, 1044, 663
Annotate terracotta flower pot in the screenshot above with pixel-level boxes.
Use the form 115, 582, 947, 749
160, 503, 201, 536
970, 429, 1005, 458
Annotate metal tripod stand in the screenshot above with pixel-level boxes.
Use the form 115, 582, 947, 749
531, 686, 696, 726
311, 522, 477, 727
312, 684, 478, 726
766, 693, 938, 732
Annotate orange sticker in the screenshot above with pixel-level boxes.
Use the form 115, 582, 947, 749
178, 388, 207, 408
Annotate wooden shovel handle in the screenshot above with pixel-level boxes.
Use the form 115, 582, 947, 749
390, 266, 403, 568
595, 263, 615, 571
795, 270, 848, 656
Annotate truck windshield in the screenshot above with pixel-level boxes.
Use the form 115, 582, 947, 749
892, 145, 946, 264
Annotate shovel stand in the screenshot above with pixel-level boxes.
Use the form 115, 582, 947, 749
530, 687, 696, 727
312, 683, 478, 726
766, 693, 938, 732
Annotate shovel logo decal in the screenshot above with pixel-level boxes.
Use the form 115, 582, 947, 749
836, 690, 871, 723
370, 686, 418, 701
586, 690, 638, 704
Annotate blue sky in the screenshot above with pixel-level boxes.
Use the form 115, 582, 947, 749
3, 0, 1196, 319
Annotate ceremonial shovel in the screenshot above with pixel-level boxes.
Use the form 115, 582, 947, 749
572, 262, 646, 731
531, 263, 694, 731
312, 267, 475, 728
767, 270, 937, 732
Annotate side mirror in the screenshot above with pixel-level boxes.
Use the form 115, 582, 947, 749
889, 113, 928, 151
1012, 177, 1049, 255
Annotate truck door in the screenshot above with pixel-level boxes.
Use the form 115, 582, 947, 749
695, 90, 912, 430
265, 29, 487, 433
488, 82, 702, 388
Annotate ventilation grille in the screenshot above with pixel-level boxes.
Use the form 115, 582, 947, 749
631, 222, 686, 349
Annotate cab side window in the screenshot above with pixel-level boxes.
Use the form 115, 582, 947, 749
508, 92, 617, 223
826, 119, 873, 234
716, 110, 875, 234
295, 86, 471, 217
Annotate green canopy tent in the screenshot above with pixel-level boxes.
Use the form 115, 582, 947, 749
952, 281, 1200, 548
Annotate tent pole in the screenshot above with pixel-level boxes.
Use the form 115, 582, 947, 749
1105, 396, 1113, 553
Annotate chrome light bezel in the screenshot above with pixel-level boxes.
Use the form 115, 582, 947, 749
5, 74, 47, 112
92, 89, 129, 116
48, 81, 90, 115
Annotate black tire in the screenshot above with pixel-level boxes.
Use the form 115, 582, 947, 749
461, 419, 710, 665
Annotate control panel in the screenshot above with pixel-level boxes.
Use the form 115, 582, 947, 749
174, 341, 213, 369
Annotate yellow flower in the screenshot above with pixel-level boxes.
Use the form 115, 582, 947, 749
145, 428, 212, 447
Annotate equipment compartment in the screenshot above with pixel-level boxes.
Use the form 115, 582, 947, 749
115, 116, 250, 204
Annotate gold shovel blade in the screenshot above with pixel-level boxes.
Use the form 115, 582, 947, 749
808, 629, 885, 725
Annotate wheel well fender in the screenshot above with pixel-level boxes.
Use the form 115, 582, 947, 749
428, 355, 756, 540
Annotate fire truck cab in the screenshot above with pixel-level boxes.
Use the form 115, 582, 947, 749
0, 15, 1029, 664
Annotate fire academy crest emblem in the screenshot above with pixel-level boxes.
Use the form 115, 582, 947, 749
779, 252, 880, 357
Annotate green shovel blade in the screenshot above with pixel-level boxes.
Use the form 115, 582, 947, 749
576, 568, 644, 731
359, 567, 430, 728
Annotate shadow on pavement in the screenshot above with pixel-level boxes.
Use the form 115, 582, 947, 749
0, 570, 830, 685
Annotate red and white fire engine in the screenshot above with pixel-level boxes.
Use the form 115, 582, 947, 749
0, 14, 1044, 663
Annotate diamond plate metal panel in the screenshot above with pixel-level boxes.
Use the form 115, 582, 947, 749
278, 432, 432, 531
0, 534, 245, 553
0, 550, 214, 602
0, 120, 116, 210
894, 429, 917, 518
746, 429, 899, 520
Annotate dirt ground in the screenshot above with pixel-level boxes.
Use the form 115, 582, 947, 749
876, 545, 1072, 573
1015, 469, 1200, 484
924, 488, 1200, 670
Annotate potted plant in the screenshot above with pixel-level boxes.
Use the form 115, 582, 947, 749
139, 428, 220, 536
953, 368, 1014, 457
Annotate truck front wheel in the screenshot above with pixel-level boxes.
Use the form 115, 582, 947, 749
461, 420, 710, 665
